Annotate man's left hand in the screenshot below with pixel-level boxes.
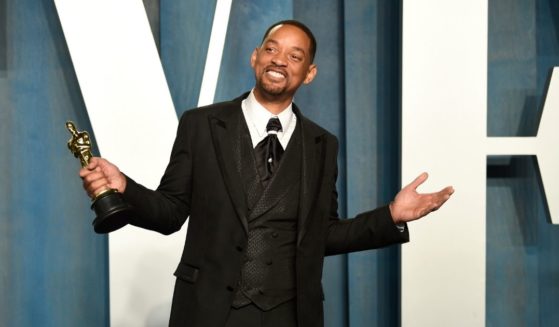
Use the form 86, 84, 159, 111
389, 172, 454, 224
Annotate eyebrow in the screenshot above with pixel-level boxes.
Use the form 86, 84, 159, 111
263, 39, 307, 56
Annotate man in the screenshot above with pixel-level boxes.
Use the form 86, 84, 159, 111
80, 20, 453, 327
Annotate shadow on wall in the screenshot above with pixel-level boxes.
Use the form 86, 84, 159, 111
41, 0, 93, 140
518, 95, 541, 136
0, 0, 6, 74
487, 156, 551, 239
548, 0, 559, 44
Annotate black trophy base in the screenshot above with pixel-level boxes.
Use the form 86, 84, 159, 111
91, 190, 132, 234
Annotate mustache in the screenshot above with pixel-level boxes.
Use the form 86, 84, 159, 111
264, 65, 287, 76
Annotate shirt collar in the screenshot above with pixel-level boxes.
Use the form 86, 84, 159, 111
244, 89, 294, 138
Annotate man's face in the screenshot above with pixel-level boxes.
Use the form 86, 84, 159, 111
251, 24, 317, 102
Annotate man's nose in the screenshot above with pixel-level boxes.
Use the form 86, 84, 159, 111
271, 53, 287, 66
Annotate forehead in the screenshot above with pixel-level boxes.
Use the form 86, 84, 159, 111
263, 24, 311, 51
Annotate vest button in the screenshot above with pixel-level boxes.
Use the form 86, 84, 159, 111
226, 285, 234, 292
236, 245, 243, 252
266, 260, 273, 265
271, 232, 279, 238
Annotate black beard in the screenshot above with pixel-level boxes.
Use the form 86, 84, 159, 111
256, 78, 286, 98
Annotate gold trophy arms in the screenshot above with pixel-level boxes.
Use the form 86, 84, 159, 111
65, 121, 93, 168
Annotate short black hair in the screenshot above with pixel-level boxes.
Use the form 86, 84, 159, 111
261, 20, 317, 63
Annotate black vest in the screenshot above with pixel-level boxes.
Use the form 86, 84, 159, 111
232, 120, 302, 311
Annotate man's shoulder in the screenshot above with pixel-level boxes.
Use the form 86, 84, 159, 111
294, 107, 337, 142
179, 93, 248, 122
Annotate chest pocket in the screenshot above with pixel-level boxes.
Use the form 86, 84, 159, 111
174, 262, 199, 283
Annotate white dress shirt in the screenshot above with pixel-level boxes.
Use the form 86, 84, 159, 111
241, 90, 297, 149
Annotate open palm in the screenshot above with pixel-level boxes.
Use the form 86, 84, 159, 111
390, 173, 454, 224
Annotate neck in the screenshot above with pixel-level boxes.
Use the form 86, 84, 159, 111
252, 88, 293, 115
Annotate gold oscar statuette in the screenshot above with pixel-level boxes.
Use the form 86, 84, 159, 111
66, 121, 131, 233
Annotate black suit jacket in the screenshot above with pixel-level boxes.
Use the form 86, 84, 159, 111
123, 93, 409, 327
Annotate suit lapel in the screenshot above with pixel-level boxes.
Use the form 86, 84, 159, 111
295, 107, 327, 246
208, 98, 249, 235
207, 97, 327, 240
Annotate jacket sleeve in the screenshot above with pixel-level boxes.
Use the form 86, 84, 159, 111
324, 147, 409, 256
122, 112, 193, 235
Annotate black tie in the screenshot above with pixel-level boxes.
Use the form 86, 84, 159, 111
255, 117, 284, 183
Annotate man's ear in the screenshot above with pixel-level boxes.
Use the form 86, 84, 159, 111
250, 48, 258, 69
303, 64, 317, 84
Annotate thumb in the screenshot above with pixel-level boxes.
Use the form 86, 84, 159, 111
87, 157, 111, 171
86, 157, 101, 170
407, 172, 428, 190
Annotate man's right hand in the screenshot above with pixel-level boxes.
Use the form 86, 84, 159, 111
79, 157, 126, 198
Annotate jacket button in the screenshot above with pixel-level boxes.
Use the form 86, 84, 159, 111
226, 285, 234, 292
271, 232, 279, 238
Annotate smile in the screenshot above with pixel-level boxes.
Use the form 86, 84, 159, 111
265, 69, 286, 79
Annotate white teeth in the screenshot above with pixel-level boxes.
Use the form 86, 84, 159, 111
267, 70, 285, 79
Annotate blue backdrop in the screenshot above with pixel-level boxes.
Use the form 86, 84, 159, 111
487, 0, 559, 325
0, 0, 558, 326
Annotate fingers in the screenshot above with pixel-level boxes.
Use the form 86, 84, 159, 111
444, 186, 455, 196
78, 157, 111, 198
81, 170, 109, 198
433, 187, 454, 206
79, 157, 102, 175
413, 186, 454, 219
428, 186, 454, 198
86, 156, 102, 169
429, 187, 454, 211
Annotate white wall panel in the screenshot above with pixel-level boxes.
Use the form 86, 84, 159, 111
401, 1, 488, 326
54, 1, 180, 325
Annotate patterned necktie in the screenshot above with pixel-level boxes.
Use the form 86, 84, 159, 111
255, 117, 284, 182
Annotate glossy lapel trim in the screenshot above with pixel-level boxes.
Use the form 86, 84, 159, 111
208, 101, 249, 234
295, 108, 326, 245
